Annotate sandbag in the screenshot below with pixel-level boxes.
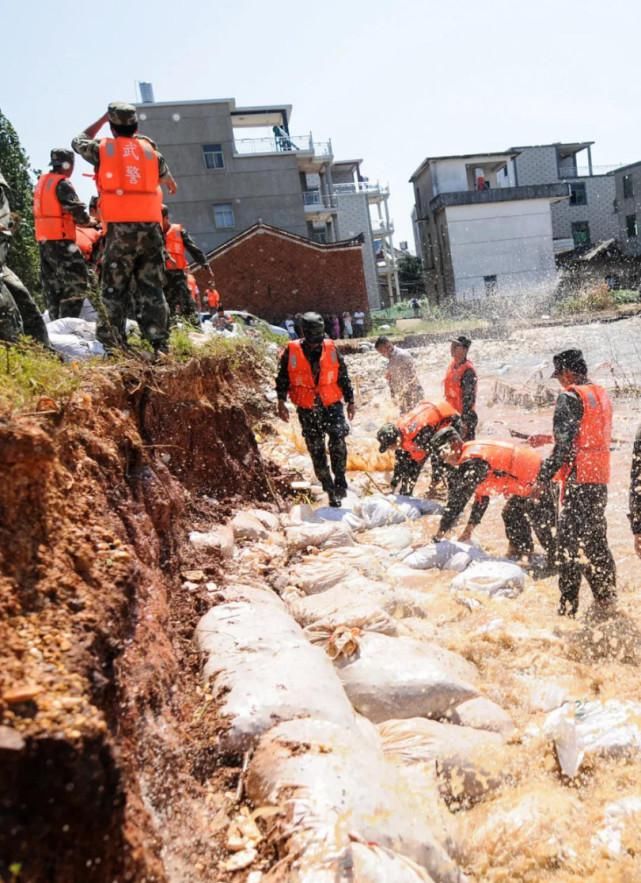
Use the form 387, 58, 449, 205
313, 544, 390, 579
544, 699, 641, 778
402, 541, 486, 573
246, 717, 469, 883
335, 632, 479, 723
450, 561, 525, 598
49, 331, 105, 360
450, 697, 516, 737
195, 590, 356, 751
287, 579, 397, 635
351, 495, 421, 528
230, 511, 269, 541
288, 558, 355, 595
591, 797, 641, 858
387, 563, 442, 591
379, 717, 507, 808
359, 524, 414, 551
246, 508, 280, 532
286, 520, 354, 553
189, 525, 235, 558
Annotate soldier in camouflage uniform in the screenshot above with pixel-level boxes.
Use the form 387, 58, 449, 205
72, 102, 177, 353
34, 149, 91, 319
161, 205, 208, 323
0, 170, 50, 345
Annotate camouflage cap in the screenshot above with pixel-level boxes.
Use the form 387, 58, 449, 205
107, 101, 137, 126
50, 149, 75, 169
376, 422, 400, 453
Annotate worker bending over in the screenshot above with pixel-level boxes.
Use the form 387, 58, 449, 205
532, 349, 616, 617
276, 311, 355, 508
431, 428, 557, 570
375, 336, 424, 413
376, 400, 461, 496
444, 335, 477, 440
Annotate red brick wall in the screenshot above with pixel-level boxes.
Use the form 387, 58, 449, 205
193, 228, 369, 323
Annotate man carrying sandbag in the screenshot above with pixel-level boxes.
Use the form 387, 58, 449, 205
376, 400, 461, 496
430, 427, 557, 571
276, 311, 355, 508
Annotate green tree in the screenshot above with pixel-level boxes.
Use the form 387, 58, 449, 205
398, 253, 424, 296
0, 109, 40, 294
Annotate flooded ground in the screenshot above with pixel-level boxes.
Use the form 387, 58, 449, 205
262, 316, 641, 881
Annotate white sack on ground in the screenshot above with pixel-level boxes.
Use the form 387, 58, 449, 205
288, 558, 355, 595
348, 494, 435, 529
387, 563, 443, 591
450, 697, 516, 737
544, 699, 641, 778
195, 590, 356, 751
246, 717, 469, 883
189, 525, 235, 558
245, 508, 281, 532
402, 541, 487, 573
285, 520, 354, 553
313, 544, 390, 579
230, 511, 269, 541
287, 580, 397, 634
359, 524, 414, 551
591, 797, 641, 858
379, 717, 508, 808
335, 632, 479, 723
450, 561, 525, 598
261, 843, 438, 883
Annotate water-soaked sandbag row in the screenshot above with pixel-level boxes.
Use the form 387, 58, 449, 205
192, 494, 533, 879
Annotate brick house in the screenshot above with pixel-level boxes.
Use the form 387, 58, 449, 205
192, 222, 370, 322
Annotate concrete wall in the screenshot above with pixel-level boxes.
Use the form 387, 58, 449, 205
614, 164, 641, 256
432, 159, 468, 196
335, 191, 380, 309
192, 227, 369, 322
136, 100, 308, 254
445, 199, 557, 300
551, 175, 617, 243
513, 146, 560, 186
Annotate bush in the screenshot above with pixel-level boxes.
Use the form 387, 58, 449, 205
558, 283, 616, 315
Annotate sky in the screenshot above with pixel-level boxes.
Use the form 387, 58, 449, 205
4, 0, 641, 251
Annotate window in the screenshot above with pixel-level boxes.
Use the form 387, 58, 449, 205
569, 182, 587, 206
571, 221, 591, 247
415, 187, 422, 216
213, 203, 235, 229
623, 174, 634, 199
626, 214, 638, 238
202, 143, 224, 169
484, 275, 498, 296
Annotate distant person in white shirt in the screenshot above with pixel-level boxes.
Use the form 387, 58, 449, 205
353, 310, 366, 337
342, 311, 353, 338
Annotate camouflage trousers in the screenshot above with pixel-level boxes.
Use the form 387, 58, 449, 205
100, 223, 169, 350
39, 240, 88, 319
164, 269, 198, 321
0, 276, 22, 342
297, 401, 350, 493
1, 265, 50, 346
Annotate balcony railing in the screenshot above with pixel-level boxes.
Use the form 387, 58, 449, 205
303, 191, 337, 210
333, 182, 389, 196
233, 133, 332, 157
560, 164, 621, 178
371, 219, 394, 236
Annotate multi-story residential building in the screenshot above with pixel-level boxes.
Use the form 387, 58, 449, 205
613, 161, 641, 256
135, 93, 398, 309
511, 142, 618, 252
411, 150, 567, 302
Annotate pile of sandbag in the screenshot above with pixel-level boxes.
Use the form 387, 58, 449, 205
450, 561, 525, 599
285, 578, 398, 635
195, 583, 357, 751
245, 717, 468, 883
345, 494, 439, 531
46, 316, 105, 360
401, 540, 487, 573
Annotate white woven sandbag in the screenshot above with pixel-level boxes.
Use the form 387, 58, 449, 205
450, 561, 525, 598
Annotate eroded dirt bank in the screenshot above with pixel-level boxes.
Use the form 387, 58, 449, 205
0, 349, 279, 882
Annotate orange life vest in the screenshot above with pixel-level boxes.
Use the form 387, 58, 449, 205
75, 226, 101, 260
97, 137, 162, 224
206, 287, 220, 309
460, 440, 543, 499
287, 340, 342, 409
556, 384, 612, 485
164, 223, 187, 270
444, 359, 476, 413
186, 273, 199, 304
33, 173, 76, 242
398, 400, 459, 463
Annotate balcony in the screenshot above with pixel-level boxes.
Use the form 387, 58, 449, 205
333, 182, 389, 201
370, 218, 394, 237
429, 182, 570, 211
303, 190, 337, 220
233, 133, 332, 163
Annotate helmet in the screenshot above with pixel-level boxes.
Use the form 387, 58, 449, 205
107, 101, 137, 126
301, 311, 325, 342
430, 426, 462, 456
50, 148, 75, 170
376, 422, 400, 453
